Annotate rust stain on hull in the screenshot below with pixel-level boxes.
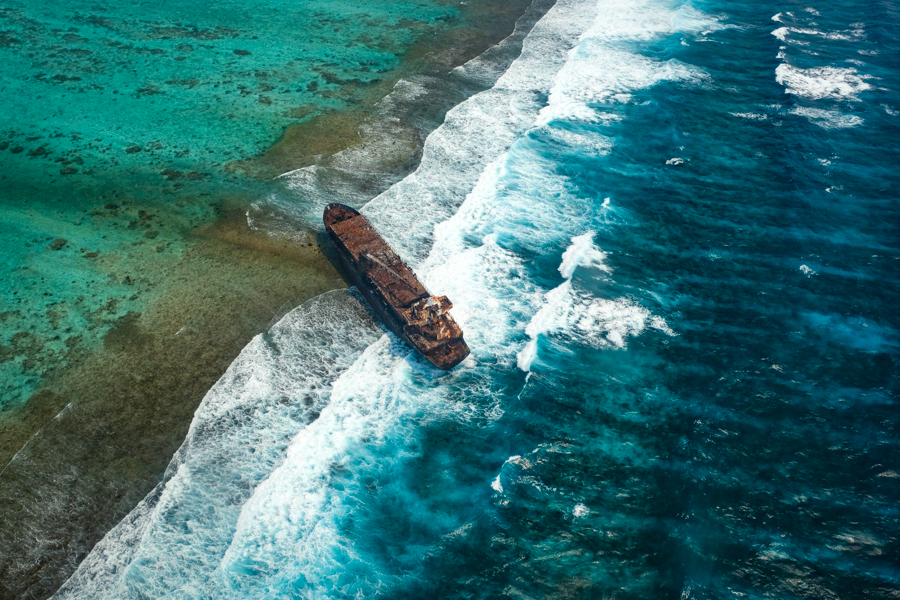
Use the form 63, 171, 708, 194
323, 203, 470, 370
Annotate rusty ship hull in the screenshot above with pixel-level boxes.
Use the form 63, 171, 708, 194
323, 203, 470, 370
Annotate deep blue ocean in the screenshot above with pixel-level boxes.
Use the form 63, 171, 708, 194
50, 0, 898, 597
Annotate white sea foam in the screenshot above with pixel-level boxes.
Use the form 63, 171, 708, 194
772, 11, 874, 132
517, 233, 671, 372
517, 281, 673, 372
771, 26, 864, 42
730, 112, 768, 120
559, 231, 609, 278
262, 75, 446, 226
771, 26, 790, 41
490, 455, 529, 495
775, 64, 873, 101
538, 49, 709, 125
790, 106, 863, 129
529, 0, 722, 126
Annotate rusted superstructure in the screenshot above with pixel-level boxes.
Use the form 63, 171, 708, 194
323, 203, 470, 370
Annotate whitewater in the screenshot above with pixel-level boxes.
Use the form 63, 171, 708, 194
56, 0, 900, 597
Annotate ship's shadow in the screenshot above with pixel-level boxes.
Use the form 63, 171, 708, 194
317, 226, 354, 286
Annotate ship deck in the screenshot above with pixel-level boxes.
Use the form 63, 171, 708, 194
324, 203, 470, 370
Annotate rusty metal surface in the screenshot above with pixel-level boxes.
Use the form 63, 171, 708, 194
324, 203, 470, 370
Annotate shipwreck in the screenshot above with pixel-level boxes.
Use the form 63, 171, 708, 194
323, 203, 470, 370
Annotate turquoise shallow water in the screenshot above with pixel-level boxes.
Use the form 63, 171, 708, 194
0, 0, 463, 407
0, 0, 453, 175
